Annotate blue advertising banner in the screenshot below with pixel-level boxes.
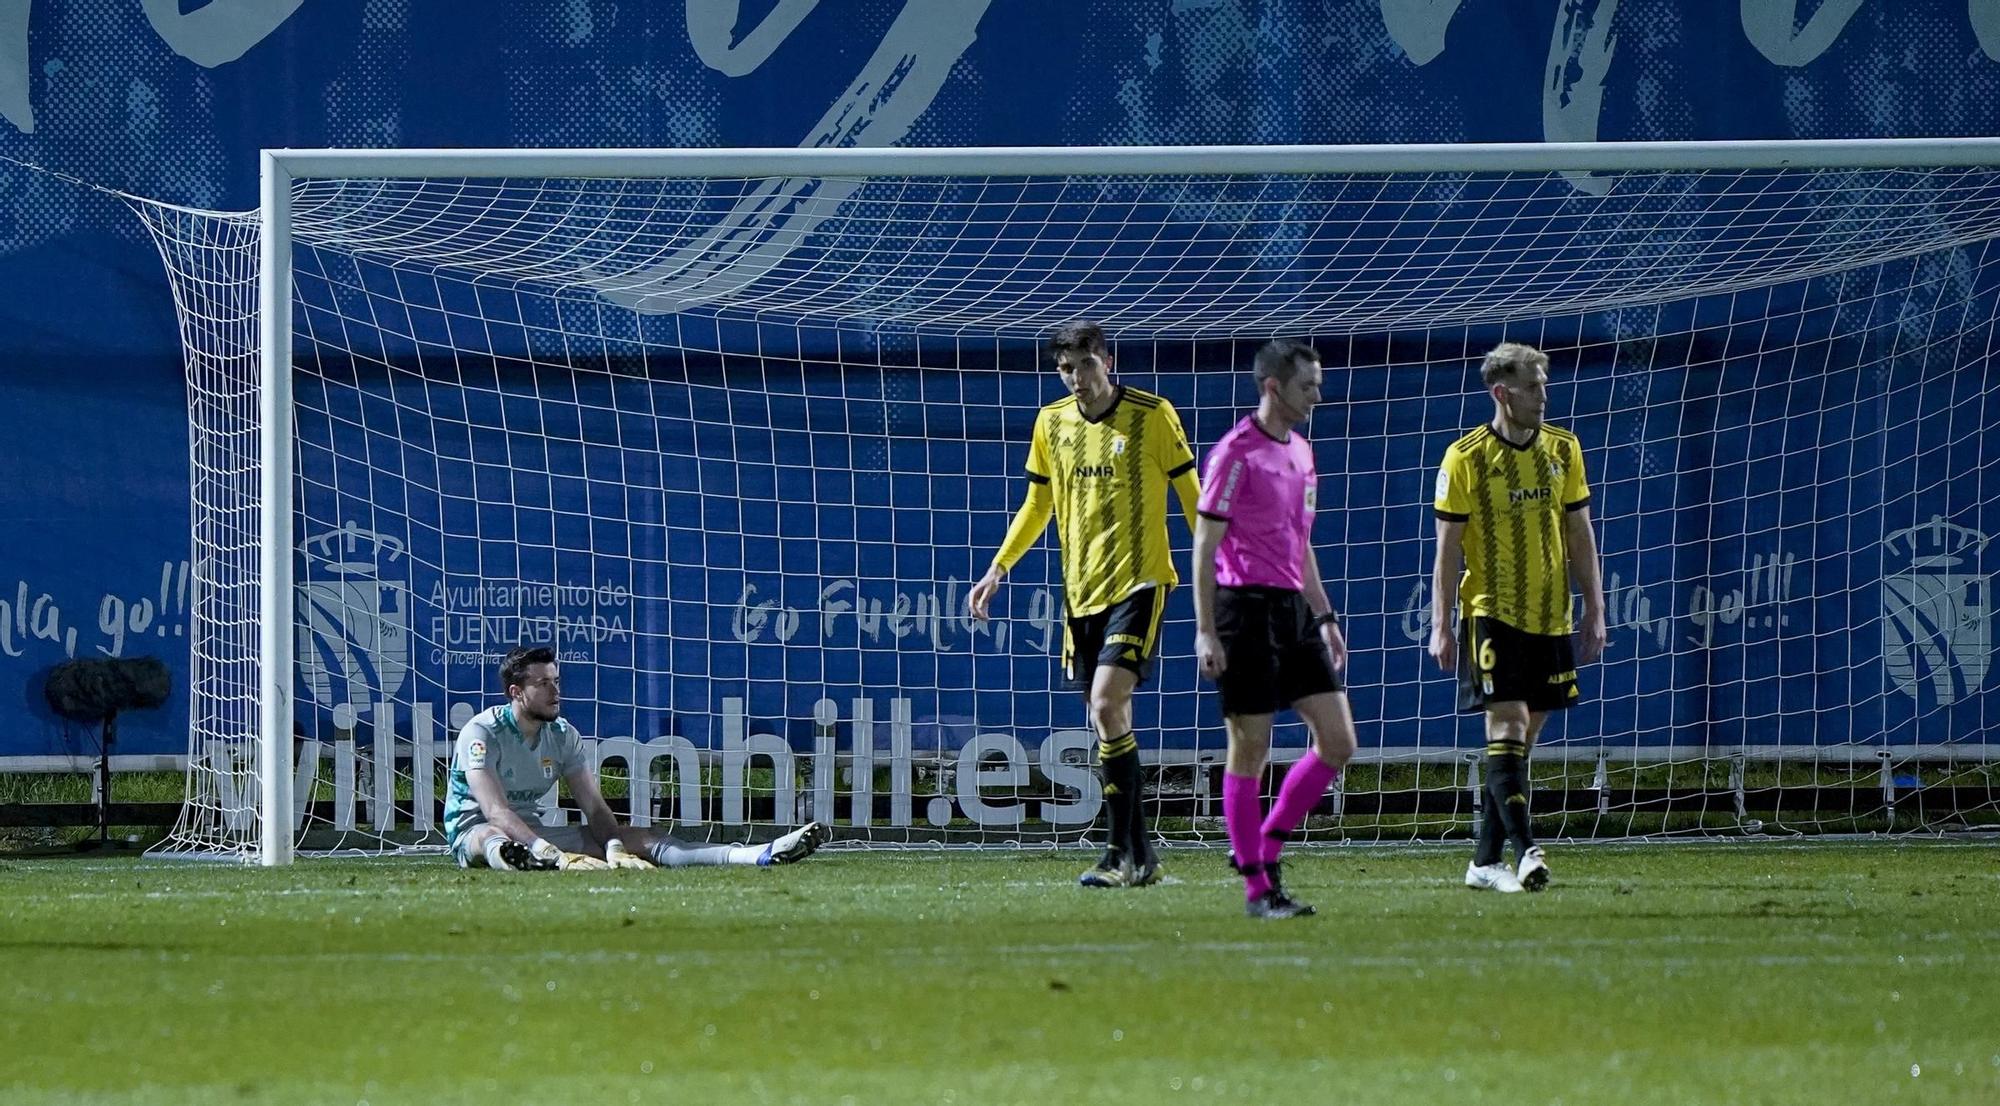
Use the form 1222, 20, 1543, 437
4, 2, 2000, 758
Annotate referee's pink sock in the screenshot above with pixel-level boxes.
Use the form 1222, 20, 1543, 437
1223, 772, 1270, 900
1261, 749, 1340, 866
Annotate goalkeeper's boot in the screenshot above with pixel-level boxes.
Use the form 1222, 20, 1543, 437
495, 840, 543, 872
1516, 845, 1550, 892
759, 821, 830, 866
1079, 849, 1132, 888
1464, 860, 1524, 893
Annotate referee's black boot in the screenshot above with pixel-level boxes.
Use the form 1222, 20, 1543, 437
1245, 886, 1316, 919
1242, 861, 1315, 918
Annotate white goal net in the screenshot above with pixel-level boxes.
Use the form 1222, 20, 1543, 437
132, 142, 2000, 863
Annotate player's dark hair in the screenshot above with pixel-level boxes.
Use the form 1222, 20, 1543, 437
1047, 320, 1109, 362
1481, 342, 1548, 387
500, 645, 557, 693
1253, 338, 1318, 385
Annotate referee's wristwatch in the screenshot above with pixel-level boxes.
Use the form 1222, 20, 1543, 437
1310, 610, 1340, 630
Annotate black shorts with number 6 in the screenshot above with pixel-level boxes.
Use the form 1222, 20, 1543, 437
1456, 615, 1579, 713
1213, 586, 1343, 716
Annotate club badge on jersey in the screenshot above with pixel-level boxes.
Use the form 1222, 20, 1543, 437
541, 757, 555, 780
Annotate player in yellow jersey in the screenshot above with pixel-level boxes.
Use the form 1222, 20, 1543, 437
968, 321, 1201, 888
1430, 343, 1606, 893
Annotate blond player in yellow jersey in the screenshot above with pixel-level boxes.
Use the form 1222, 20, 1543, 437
968, 321, 1200, 888
1430, 343, 1607, 893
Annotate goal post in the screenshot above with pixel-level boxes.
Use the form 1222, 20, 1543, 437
138, 139, 2000, 864
258, 151, 295, 866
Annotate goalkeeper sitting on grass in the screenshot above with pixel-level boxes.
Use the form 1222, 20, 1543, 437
447, 644, 829, 872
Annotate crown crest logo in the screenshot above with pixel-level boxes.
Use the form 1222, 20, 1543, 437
1881, 515, 1993, 706
298, 523, 413, 719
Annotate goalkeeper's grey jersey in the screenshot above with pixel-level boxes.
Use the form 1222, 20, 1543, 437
442, 705, 587, 848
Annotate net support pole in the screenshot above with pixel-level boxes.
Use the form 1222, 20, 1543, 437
258, 150, 295, 867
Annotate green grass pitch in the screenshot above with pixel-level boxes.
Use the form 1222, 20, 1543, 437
1, 842, 1995, 1104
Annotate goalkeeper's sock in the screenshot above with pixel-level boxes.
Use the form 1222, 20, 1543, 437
1223, 771, 1270, 901
1098, 732, 1141, 859
1260, 749, 1339, 865
481, 835, 516, 870
647, 840, 765, 868
1486, 740, 1536, 859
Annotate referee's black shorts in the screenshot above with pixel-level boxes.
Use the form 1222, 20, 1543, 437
1211, 586, 1343, 716
1456, 615, 1580, 713
1064, 586, 1167, 689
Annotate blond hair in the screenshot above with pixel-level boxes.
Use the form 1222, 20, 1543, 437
1480, 342, 1548, 387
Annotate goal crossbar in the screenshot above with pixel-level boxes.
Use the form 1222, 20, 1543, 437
265, 137, 2000, 181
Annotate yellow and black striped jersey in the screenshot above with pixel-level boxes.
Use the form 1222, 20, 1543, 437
1003, 387, 1197, 617
1433, 423, 1592, 636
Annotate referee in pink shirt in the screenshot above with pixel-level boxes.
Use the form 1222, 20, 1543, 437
1192, 339, 1358, 919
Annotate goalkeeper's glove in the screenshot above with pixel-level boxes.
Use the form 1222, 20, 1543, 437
527, 838, 564, 870
527, 837, 615, 870
604, 839, 656, 869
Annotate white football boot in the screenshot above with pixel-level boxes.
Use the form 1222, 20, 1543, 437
1464, 860, 1524, 893
1516, 845, 1550, 892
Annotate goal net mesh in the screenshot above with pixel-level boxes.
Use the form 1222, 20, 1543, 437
132, 157, 2000, 858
